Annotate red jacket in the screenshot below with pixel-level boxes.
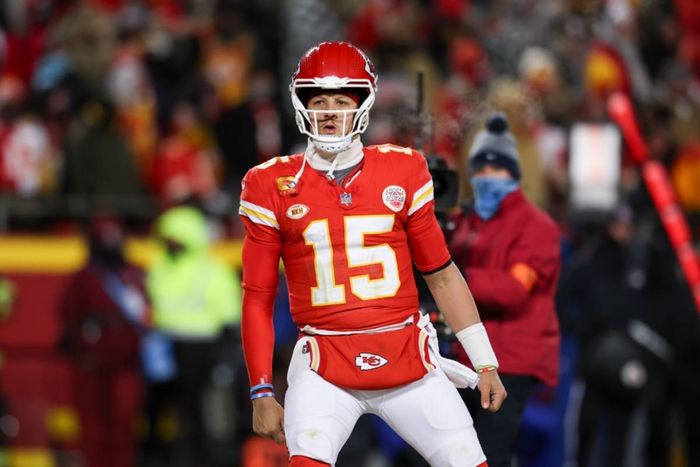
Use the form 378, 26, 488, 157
448, 190, 561, 387
59, 263, 146, 370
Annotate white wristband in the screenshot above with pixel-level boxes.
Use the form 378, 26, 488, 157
456, 322, 499, 371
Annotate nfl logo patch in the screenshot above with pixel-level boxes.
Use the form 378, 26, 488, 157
340, 192, 352, 206
382, 185, 406, 212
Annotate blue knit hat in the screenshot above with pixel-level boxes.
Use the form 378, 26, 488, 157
469, 112, 520, 180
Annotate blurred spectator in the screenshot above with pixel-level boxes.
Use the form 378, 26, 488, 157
518, 45, 573, 126
0, 0, 53, 85
518, 46, 571, 221
201, 2, 261, 190
656, 60, 700, 149
61, 97, 150, 218
671, 142, 700, 238
347, 0, 431, 61
363, 72, 415, 148
57, 214, 148, 467
432, 35, 487, 167
447, 113, 561, 467
145, 205, 241, 467
106, 18, 159, 178
471, 0, 561, 79
582, 41, 633, 120
638, 0, 679, 83
149, 99, 222, 208
31, 51, 86, 150
47, 0, 115, 92
673, 0, 700, 80
557, 195, 700, 467
599, 0, 654, 103
0, 74, 58, 196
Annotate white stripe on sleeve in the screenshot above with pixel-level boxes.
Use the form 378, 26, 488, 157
239, 200, 279, 229
407, 179, 434, 216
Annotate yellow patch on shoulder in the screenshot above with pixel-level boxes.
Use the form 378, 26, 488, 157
277, 176, 296, 191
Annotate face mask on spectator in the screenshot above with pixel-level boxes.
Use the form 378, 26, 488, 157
470, 176, 519, 220
162, 237, 187, 259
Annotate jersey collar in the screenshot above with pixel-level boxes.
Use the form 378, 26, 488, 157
304, 137, 364, 175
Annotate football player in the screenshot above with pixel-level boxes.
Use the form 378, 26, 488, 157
239, 41, 506, 467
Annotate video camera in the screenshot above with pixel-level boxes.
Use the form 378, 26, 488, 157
426, 154, 459, 214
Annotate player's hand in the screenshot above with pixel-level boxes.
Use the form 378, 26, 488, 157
477, 370, 507, 412
252, 396, 286, 445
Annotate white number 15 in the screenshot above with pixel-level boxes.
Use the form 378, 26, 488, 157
303, 215, 400, 306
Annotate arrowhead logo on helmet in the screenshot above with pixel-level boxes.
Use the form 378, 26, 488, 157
290, 42, 378, 154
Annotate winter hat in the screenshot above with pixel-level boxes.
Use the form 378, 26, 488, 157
468, 112, 520, 180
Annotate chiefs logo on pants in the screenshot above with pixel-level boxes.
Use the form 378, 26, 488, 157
354, 352, 388, 370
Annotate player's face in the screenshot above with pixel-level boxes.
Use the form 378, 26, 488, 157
306, 93, 359, 137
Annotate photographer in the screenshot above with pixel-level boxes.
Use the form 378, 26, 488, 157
447, 113, 561, 467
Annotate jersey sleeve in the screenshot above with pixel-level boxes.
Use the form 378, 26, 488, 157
404, 152, 452, 273
239, 167, 282, 246
238, 167, 282, 387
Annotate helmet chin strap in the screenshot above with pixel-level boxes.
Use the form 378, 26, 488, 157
311, 134, 353, 155
305, 137, 364, 180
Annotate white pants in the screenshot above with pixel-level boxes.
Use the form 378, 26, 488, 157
284, 336, 487, 467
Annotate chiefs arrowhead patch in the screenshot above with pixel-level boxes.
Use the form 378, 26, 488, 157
354, 352, 389, 370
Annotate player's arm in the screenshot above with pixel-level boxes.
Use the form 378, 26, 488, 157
423, 262, 507, 412
239, 168, 286, 444
240, 234, 286, 444
422, 261, 479, 330
404, 153, 505, 411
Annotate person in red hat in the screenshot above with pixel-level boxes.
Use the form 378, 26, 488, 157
238, 41, 506, 467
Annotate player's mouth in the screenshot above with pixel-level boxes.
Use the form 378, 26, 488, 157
320, 121, 339, 134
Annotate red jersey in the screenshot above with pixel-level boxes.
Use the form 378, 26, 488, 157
239, 144, 450, 331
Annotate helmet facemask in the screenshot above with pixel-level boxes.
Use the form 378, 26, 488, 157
291, 78, 375, 154
290, 42, 378, 155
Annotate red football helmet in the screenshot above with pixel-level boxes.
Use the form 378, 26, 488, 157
290, 42, 378, 153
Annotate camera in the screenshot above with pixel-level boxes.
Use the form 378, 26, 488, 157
425, 154, 459, 213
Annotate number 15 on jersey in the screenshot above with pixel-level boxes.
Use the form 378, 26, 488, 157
303, 215, 400, 306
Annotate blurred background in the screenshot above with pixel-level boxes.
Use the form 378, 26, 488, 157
0, 0, 699, 466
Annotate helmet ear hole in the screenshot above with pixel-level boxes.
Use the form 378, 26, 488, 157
294, 111, 306, 130
359, 113, 369, 130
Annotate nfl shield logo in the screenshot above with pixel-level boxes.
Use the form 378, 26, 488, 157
340, 192, 352, 206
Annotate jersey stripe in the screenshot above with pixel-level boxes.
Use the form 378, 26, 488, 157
239, 200, 280, 229
407, 180, 434, 216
